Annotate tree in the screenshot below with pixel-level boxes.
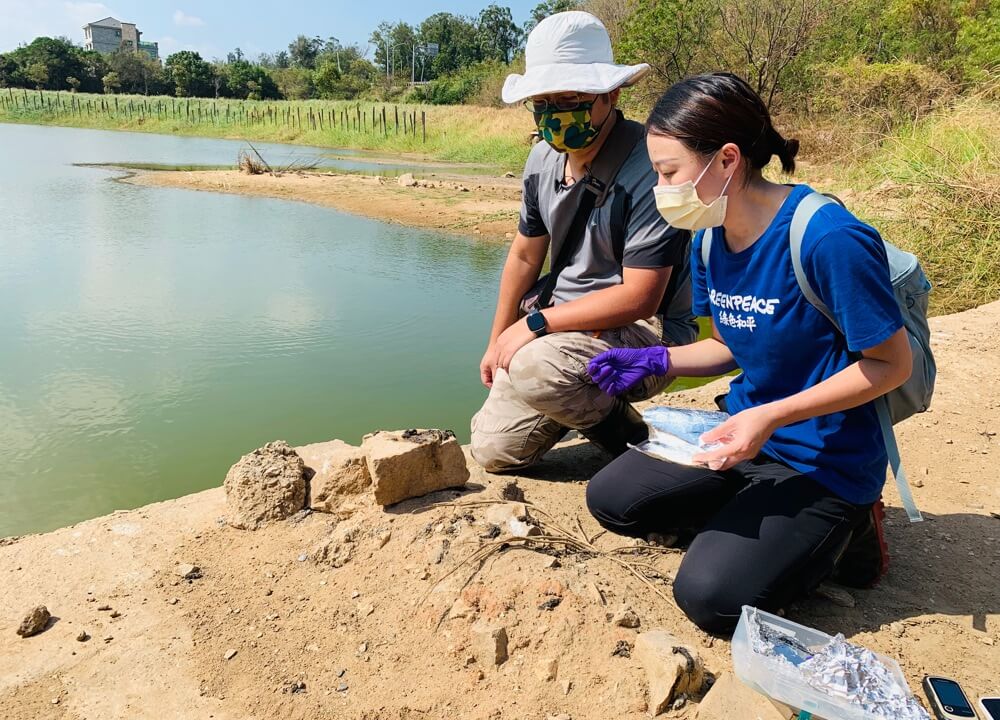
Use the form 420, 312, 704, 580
525, 0, 580, 33
164, 50, 215, 97
5, 37, 86, 90
370, 22, 419, 78
66, 76, 80, 92
222, 60, 280, 99
478, 5, 521, 63
26, 62, 49, 89
419, 13, 482, 78
288, 35, 323, 69
226, 47, 245, 64
107, 49, 166, 95
617, 0, 715, 91
713, 0, 830, 106
270, 67, 314, 99
275, 50, 291, 69
102, 71, 120, 94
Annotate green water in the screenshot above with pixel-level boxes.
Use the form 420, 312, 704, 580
0, 123, 709, 538
0, 123, 512, 537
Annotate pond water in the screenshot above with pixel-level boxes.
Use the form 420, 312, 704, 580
0, 123, 706, 538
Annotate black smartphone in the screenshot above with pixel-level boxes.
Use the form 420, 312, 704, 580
923, 676, 978, 719
979, 698, 1000, 720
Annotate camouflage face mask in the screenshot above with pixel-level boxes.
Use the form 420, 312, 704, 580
534, 101, 601, 153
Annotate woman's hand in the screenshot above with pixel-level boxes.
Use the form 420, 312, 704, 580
494, 319, 537, 373
587, 346, 670, 396
692, 405, 780, 471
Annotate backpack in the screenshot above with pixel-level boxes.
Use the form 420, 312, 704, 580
701, 191, 936, 523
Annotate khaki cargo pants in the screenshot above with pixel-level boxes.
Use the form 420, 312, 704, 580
470, 319, 670, 472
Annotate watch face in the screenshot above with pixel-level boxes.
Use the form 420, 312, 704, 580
527, 312, 545, 332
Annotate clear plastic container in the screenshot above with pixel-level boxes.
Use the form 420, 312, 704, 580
731, 606, 912, 720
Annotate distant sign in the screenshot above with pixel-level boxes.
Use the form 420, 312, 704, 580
424, 43, 439, 57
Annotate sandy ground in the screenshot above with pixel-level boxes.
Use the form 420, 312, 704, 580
2, 299, 999, 719
124, 169, 524, 242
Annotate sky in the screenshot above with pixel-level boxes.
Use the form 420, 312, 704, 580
0, 0, 541, 59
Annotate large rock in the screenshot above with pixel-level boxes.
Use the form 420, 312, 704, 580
695, 672, 796, 720
634, 630, 705, 716
224, 441, 306, 529
17, 606, 51, 638
361, 429, 469, 506
296, 440, 372, 513
471, 622, 509, 666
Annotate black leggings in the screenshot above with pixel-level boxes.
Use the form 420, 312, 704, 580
586, 449, 871, 634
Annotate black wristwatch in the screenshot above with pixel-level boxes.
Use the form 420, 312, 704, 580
526, 309, 548, 338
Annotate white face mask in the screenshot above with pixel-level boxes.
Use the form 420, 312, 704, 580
653, 153, 734, 230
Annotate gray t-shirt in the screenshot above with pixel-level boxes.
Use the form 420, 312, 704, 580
519, 128, 689, 303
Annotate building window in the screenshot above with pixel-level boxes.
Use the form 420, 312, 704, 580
115, 30, 121, 37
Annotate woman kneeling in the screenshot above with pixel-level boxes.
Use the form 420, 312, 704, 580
585, 73, 912, 635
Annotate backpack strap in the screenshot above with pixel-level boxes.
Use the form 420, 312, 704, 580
788, 191, 923, 523
534, 112, 644, 310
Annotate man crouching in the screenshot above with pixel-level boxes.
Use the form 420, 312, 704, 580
471, 11, 698, 472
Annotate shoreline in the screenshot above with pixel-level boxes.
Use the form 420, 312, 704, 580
2, 300, 999, 717
122, 167, 524, 242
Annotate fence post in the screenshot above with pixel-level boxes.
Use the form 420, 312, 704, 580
422, 111, 426, 143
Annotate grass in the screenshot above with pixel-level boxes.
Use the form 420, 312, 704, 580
0, 88, 535, 171
795, 99, 1000, 315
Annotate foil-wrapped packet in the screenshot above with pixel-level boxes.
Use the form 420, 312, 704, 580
745, 608, 930, 720
632, 406, 730, 466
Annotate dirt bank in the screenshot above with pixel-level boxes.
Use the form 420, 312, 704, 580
125, 169, 524, 242
2, 301, 999, 719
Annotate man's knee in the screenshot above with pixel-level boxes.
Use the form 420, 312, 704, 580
672, 564, 742, 634
507, 337, 574, 408
470, 428, 533, 473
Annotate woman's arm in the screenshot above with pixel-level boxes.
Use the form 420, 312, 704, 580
695, 328, 912, 469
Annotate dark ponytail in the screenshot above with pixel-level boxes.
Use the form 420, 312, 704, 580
646, 72, 800, 175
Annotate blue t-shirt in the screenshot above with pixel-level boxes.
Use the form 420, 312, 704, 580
691, 184, 904, 504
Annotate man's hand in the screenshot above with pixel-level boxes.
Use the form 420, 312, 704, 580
495, 319, 537, 373
691, 405, 779, 471
480, 343, 500, 388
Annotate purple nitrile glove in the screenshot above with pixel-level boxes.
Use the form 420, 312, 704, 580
587, 346, 670, 396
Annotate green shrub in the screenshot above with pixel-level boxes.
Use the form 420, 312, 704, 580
807, 59, 955, 122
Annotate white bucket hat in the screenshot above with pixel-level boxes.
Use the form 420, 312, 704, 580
502, 11, 650, 105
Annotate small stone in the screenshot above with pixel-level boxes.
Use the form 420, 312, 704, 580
337, 668, 347, 678
546, 714, 571, 720
358, 642, 368, 654
110, 610, 121, 619
816, 583, 856, 608
913, 478, 924, 488
538, 597, 562, 611
224, 649, 238, 660
76, 630, 90, 642
427, 538, 450, 565
103, 636, 113, 643
499, 481, 525, 502
672, 695, 688, 711
97, 605, 112, 612
561, 680, 572, 696
51, 698, 60, 705
635, 630, 704, 715
890, 622, 905, 638
537, 657, 558, 682
611, 605, 641, 629
397, 173, 419, 188
337, 682, 349, 692
484, 503, 527, 526
544, 557, 561, 569
351, 591, 361, 599
612, 640, 632, 658
981, 636, 996, 646
168, 598, 180, 605
472, 623, 508, 666
377, 530, 392, 548
508, 518, 541, 537
175, 564, 201, 580
16, 606, 51, 638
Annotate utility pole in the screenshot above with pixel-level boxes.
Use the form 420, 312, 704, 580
411, 45, 416, 84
